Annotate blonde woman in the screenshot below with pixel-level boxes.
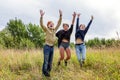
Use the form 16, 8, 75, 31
40, 10, 62, 77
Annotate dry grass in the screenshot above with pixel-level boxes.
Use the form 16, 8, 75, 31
0, 48, 120, 80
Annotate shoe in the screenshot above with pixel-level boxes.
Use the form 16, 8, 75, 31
80, 62, 83, 67
82, 60, 85, 64
57, 61, 60, 66
43, 71, 50, 77
79, 60, 83, 67
64, 60, 67, 66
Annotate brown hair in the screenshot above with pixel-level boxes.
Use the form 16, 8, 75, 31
80, 24, 85, 28
63, 23, 69, 27
47, 21, 52, 27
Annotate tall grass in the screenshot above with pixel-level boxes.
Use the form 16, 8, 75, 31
0, 48, 120, 80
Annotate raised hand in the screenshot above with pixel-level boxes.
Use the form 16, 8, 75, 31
72, 12, 76, 25
40, 10, 45, 17
73, 12, 76, 17
77, 13, 81, 18
91, 15, 94, 20
59, 9, 62, 16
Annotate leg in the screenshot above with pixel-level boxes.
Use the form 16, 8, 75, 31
81, 44, 86, 61
47, 47, 54, 72
76, 45, 82, 67
64, 48, 71, 66
42, 45, 50, 77
59, 47, 65, 61
57, 47, 64, 66
75, 45, 81, 62
65, 48, 71, 61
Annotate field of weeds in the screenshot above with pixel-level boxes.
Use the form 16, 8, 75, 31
0, 48, 120, 80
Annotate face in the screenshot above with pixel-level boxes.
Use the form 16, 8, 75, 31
63, 24, 69, 31
48, 22, 54, 29
79, 24, 85, 30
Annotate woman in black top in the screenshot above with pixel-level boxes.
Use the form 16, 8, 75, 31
56, 12, 76, 66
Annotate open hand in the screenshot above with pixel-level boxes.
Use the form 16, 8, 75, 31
91, 15, 94, 20
40, 10, 45, 17
73, 12, 76, 17
59, 9, 62, 16
77, 13, 81, 18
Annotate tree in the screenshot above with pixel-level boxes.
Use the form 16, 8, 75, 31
0, 28, 14, 48
26, 23, 45, 48
5, 18, 45, 49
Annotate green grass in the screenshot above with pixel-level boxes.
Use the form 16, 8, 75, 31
0, 48, 120, 80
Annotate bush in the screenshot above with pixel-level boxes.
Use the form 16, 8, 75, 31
0, 18, 45, 49
19, 38, 35, 49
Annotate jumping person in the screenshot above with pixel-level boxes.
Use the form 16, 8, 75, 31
75, 14, 93, 67
40, 9, 62, 77
56, 12, 76, 66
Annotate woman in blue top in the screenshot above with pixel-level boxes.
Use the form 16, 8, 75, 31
75, 14, 93, 67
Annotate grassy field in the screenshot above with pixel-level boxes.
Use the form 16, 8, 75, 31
0, 48, 120, 80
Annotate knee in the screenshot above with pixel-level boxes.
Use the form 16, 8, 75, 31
67, 55, 71, 59
60, 56, 64, 60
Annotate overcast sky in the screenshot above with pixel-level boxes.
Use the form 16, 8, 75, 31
0, 0, 120, 41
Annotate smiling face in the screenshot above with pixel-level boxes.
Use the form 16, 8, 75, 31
79, 24, 85, 30
47, 21, 54, 29
63, 23, 69, 31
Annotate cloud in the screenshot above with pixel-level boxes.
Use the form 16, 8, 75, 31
0, 0, 120, 41
0, 25, 5, 31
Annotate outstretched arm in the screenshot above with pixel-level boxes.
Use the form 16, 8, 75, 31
55, 10, 62, 31
69, 12, 76, 33
40, 10, 47, 31
84, 15, 94, 34
71, 12, 76, 25
76, 13, 80, 32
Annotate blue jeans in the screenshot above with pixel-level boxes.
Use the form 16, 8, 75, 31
42, 44, 54, 74
75, 43, 86, 61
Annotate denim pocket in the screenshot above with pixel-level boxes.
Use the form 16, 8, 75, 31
82, 43, 86, 46
44, 45, 49, 50
44, 45, 50, 55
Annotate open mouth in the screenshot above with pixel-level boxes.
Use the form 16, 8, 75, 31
50, 25, 53, 27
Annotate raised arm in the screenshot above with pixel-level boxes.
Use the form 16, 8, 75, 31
40, 10, 47, 31
69, 12, 76, 33
84, 15, 94, 34
55, 10, 62, 31
76, 13, 80, 32
71, 12, 76, 25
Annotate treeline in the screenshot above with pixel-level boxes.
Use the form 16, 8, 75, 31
85, 38, 120, 48
0, 18, 45, 49
0, 18, 120, 49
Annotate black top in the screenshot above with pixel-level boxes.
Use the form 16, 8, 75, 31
75, 18, 92, 41
56, 25, 73, 47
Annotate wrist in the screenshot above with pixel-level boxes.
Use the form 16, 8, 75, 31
60, 15, 62, 17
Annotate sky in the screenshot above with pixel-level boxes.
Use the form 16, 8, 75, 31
0, 0, 120, 42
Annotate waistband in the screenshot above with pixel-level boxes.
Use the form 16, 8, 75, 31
75, 43, 84, 45
61, 41, 69, 44
45, 44, 54, 47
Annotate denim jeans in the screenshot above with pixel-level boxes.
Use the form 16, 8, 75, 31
42, 44, 54, 74
75, 43, 86, 61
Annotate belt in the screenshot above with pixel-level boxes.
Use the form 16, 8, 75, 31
75, 43, 84, 45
